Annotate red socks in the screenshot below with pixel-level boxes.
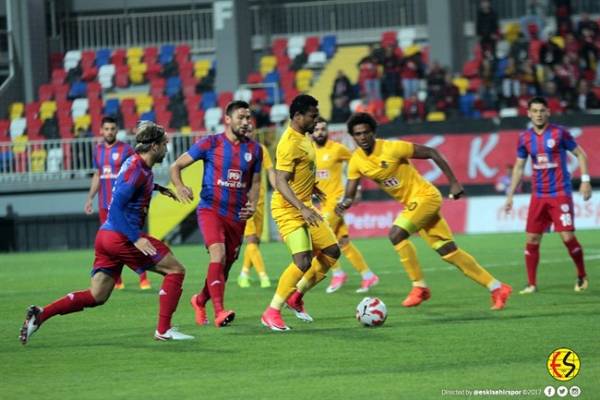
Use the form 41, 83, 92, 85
39, 290, 97, 324
206, 262, 225, 314
564, 238, 586, 278
525, 243, 540, 286
157, 273, 184, 334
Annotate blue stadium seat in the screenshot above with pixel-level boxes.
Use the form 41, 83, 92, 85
68, 81, 88, 99
140, 110, 156, 122
96, 49, 111, 67
104, 98, 120, 116
165, 76, 182, 98
201, 91, 217, 110
159, 44, 176, 65
321, 35, 337, 58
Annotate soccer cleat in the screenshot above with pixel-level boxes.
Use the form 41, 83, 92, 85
259, 275, 271, 288
519, 285, 537, 295
190, 294, 209, 326
114, 276, 125, 290
139, 278, 152, 290
356, 274, 380, 293
215, 310, 236, 327
237, 275, 250, 288
286, 291, 313, 322
19, 305, 42, 345
261, 307, 290, 331
491, 283, 512, 310
402, 286, 431, 307
154, 327, 194, 341
574, 277, 588, 292
325, 272, 348, 293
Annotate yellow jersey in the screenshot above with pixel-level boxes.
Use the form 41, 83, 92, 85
347, 139, 439, 205
257, 143, 273, 207
271, 125, 316, 210
315, 140, 352, 207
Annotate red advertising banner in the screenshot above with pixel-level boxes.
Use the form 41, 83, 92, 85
332, 126, 600, 188
345, 199, 467, 238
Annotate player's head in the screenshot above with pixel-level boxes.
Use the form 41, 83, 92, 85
310, 116, 328, 146
347, 112, 377, 153
225, 100, 252, 140
135, 121, 168, 163
527, 96, 550, 129
100, 116, 118, 145
289, 94, 319, 133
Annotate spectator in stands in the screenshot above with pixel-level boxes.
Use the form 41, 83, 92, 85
381, 45, 401, 99
331, 97, 352, 124
330, 70, 354, 123
520, 0, 546, 40
357, 49, 381, 102
577, 12, 599, 39
511, 33, 531, 64
476, 0, 499, 59
553, 0, 573, 35
480, 79, 500, 112
403, 92, 426, 123
250, 100, 271, 129
553, 54, 580, 99
578, 27, 599, 72
400, 53, 423, 98
572, 79, 600, 111
543, 81, 567, 113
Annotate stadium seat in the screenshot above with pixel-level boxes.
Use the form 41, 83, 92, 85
136, 95, 154, 114
159, 44, 176, 65
381, 31, 397, 47
462, 59, 480, 78
306, 51, 327, 68
96, 48, 111, 67
426, 111, 446, 121
140, 110, 156, 122
295, 69, 313, 92
98, 64, 116, 89
9, 102, 24, 120
30, 148, 47, 172
260, 55, 277, 76
165, 76, 182, 98
10, 118, 26, 139
269, 103, 289, 124
385, 96, 403, 121
499, 108, 518, 118
304, 36, 320, 54
218, 91, 233, 110
452, 77, 470, 95
54, 85, 69, 103
112, 48, 126, 65
80, 50, 96, 68
194, 60, 212, 79
201, 91, 217, 110
175, 44, 190, 59
26, 118, 43, 139
38, 84, 54, 101
87, 81, 102, 98
74, 115, 92, 131
0, 119, 10, 139
287, 35, 306, 59
64, 50, 82, 71
68, 81, 88, 99
155, 110, 172, 128
103, 98, 120, 116
234, 88, 252, 103
47, 147, 63, 173
129, 63, 147, 84
272, 37, 288, 57
321, 35, 337, 58
204, 107, 222, 131
71, 98, 89, 118
247, 72, 263, 84
398, 28, 416, 48
40, 101, 57, 121
51, 69, 67, 86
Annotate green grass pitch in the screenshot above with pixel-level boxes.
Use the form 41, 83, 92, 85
1, 231, 598, 399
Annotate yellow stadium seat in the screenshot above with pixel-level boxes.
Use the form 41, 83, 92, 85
503, 22, 520, 43
194, 60, 211, 71
385, 96, 403, 121
426, 111, 446, 122
550, 36, 565, 49
129, 63, 147, 84
452, 77, 470, 95
74, 114, 92, 131
12, 135, 28, 154
136, 94, 154, 114
296, 69, 313, 81
9, 102, 24, 120
403, 45, 421, 58
260, 55, 277, 75
180, 126, 192, 135
31, 148, 47, 173
127, 47, 143, 59
194, 68, 210, 80
40, 101, 57, 121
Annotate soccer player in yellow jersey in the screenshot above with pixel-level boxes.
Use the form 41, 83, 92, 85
237, 132, 277, 289
336, 113, 512, 310
261, 94, 341, 331
310, 117, 379, 293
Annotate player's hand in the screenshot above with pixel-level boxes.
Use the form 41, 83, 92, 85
448, 182, 464, 200
157, 185, 179, 201
84, 198, 93, 214
134, 237, 157, 256
504, 195, 513, 212
335, 198, 353, 216
312, 185, 326, 202
175, 185, 194, 203
300, 205, 323, 227
580, 182, 592, 201
239, 201, 256, 221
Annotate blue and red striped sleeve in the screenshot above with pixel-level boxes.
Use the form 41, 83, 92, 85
253, 143, 263, 174
516, 132, 529, 159
109, 163, 144, 242
560, 128, 577, 151
187, 136, 214, 161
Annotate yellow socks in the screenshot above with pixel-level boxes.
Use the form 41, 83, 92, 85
270, 263, 304, 309
394, 240, 423, 281
297, 253, 337, 293
341, 242, 370, 274
246, 243, 266, 274
442, 248, 495, 288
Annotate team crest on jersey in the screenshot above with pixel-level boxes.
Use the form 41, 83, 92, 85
546, 138, 555, 148
244, 152, 252, 162
560, 204, 570, 212
380, 161, 388, 168
323, 154, 330, 161
112, 153, 120, 160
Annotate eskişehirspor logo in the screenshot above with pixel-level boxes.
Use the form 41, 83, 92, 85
547, 348, 580, 381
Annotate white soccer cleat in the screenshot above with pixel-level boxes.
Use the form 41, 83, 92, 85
519, 285, 537, 295
291, 308, 314, 323
574, 277, 588, 292
154, 327, 194, 341
19, 305, 42, 345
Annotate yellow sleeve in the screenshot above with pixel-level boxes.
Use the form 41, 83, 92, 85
275, 139, 298, 173
383, 140, 414, 162
261, 144, 273, 170
337, 143, 353, 161
347, 155, 362, 180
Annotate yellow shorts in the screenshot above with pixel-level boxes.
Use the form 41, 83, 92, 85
272, 205, 338, 254
321, 203, 349, 240
393, 192, 454, 250
244, 208, 263, 237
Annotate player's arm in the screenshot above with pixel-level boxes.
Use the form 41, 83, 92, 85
169, 153, 196, 203
504, 157, 526, 212
84, 171, 100, 214
276, 169, 323, 226
336, 178, 360, 216
411, 144, 464, 199
153, 183, 178, 201
240, 171, 261, 220
266, 167, 277, 190
571, 146, 592, 201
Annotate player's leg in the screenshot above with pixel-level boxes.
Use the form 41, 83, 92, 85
550, 197, 587, 291
338, 233, 378, 293
423, 217, 512, 310
151, 250, 193, 340
323, 209, 349, 293
238, 216, 257, 288
521, 197, 551, 293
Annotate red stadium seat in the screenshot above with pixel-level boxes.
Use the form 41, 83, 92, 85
115, 65, 130, 88
81, 66, 98, 81
144, 46, 158, 63
272, 38, 288, 57
381, 31, 397, 47
51, 69, 67, 85
112, 48, 126, 65
175, 44, 190, 59
54, 84, 69, 102
185, 94, 202, 110
247, 72, 263, 84
462, 59, 480, 78
87, 82, 102, 98
145, 62, 162, 81
218, 91, 233, 110
150, 79, 166, 97
154, 96, 169, 112
38, 84, 54, 101
155, 110, 172, 128
304, 36, 320, 54
81, 50, 96, 69
528, 40, 542, 65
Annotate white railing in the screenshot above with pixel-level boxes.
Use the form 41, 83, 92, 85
0, 133, 203, 185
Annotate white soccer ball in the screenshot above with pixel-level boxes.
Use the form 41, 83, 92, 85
356, 297, 387, 327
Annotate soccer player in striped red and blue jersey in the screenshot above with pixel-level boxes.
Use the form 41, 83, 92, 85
20, 122, 194, 344
505, 97, 593, 294
170, 101, 262, 328
84, 116, 151, 290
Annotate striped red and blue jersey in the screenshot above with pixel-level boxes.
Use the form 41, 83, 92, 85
187, 133, 263, 221
517, 124, 578, 198
93, 141, 134, 210
101, 154, 154, 243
